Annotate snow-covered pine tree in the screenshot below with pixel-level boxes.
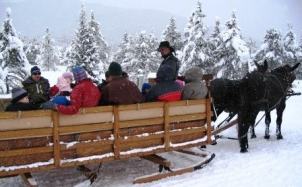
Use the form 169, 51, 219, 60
36, 28, 57, 71
23, 37, 41, 65
180, 1, 210, 75
161, 17, 183, 51
253, 28, 284, 70
121, 31, 160, 82
295, 32, 302, 79
68, 3, 100, 82
215, 10, 250, 79
208, 17, 223, 77
88, 10, 109, 75
114, 32, 133, 65
0, 8, 30, 94
283, 24, 299, 67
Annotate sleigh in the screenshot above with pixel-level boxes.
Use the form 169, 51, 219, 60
0, 75, 215, 186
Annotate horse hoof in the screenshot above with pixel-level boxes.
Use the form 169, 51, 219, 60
264, 135, 270, 139
251, 134, 257, 139
277, 135, 283, 140
240, 148, 248, 153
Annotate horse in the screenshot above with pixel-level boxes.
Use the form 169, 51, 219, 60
237, 60, 300, 152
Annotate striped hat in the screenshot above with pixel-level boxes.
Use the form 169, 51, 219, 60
72, 66, 88, 82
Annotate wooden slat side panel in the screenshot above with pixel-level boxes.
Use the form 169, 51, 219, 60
0, 152, 53, 167
0, 128, 52, 140
59, 123, 113, 134
0, 136, 52, 151
59, 112, 113, 126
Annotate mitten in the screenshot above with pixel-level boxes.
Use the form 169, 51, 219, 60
41, 101, 57, 111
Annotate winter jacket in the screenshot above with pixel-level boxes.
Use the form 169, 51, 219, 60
97, 79, 109, 92
145, 65, 182, 102
99, 76, 144, 105
22, 76, 50, 105
57, 79, 101, 115
5, 102, 40, 111
182, 67, 208, 100
158, 53, 181, 79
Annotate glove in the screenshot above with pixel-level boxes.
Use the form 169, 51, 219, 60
41, 101, 58, 111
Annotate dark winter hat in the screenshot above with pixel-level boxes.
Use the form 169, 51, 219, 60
108, 62, 122, 76
157, 41, 175, 52
11, 87, 28, 103
72, 66, 88, 82
31, 66, 41, 74
142, 83, 151, 92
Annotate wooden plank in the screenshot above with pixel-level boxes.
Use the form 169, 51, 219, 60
20, 172, 38, 187
167, 99, 206, 107
212, 119, 238, 136
0, 146, 53, 157
52, 111, 60, 168
0, 128, 52, 140
118, 117, 164, 128
0, 110, 52, 119
164, 102, 170, 151
0, 152, 53, 167
206, 98, 213, 143
118, 102, 164, 111
169, 127, 206, 137
59, 122, 114, 134
59, 139, 114, 150
169, 113, 206, 123
0, 165, 55, 177
119, 133, 164, 143
77, 105, 113, 113
113, 106, 120, 159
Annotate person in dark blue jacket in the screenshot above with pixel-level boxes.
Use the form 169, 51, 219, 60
145, 65, 181, 102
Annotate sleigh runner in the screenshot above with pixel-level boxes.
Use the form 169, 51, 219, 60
0, 75, 215, 186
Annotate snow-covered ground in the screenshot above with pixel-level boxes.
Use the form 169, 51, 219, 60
0, 69, 301, 187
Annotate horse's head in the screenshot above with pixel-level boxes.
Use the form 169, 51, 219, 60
254, 60, 269, 73
271, 62, 300, 88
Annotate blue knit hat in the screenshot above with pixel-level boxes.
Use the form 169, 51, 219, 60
142, 83, 151, 92
31, 66, 41, 74
72, 66, 88, 82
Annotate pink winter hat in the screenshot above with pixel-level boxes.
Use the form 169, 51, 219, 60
62, 72, 73, 79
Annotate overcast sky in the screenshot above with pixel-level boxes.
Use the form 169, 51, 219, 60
87, 0, 302, 40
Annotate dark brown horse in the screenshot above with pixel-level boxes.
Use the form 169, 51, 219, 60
237, 60, 300, 152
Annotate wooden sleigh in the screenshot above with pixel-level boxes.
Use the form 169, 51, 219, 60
0, 75, 215, 186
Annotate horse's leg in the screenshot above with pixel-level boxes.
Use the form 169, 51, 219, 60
250, 125, 257, 139
264, 111, 271, 139
276, 99, 286, 139
237, 106, 258, 153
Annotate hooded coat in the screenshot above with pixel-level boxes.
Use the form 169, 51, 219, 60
182, 67, 208, 100
145, 65, 181, 102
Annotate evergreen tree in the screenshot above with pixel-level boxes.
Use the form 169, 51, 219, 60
295, 32, 302, 79
36, 28, 57, 71
180, 1, 210, 75
88, 11, 109, 74
0, 8, 30, 93
114, 32, 133, 64
283, 24, 299, 67
215, 11, 250, 79
161, 17, 183, 51
23, 37, 41, 65
253, 28, 284, 69
208, 17, 223, 77
121, 31, 160, 81
68, 4, 100, 81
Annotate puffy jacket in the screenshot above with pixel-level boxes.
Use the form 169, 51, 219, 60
56, 76, 72, 92
57, 79, 101, 115
145, 65, 181, 102
99, 76, 144, 105
22, 76, 50, 105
